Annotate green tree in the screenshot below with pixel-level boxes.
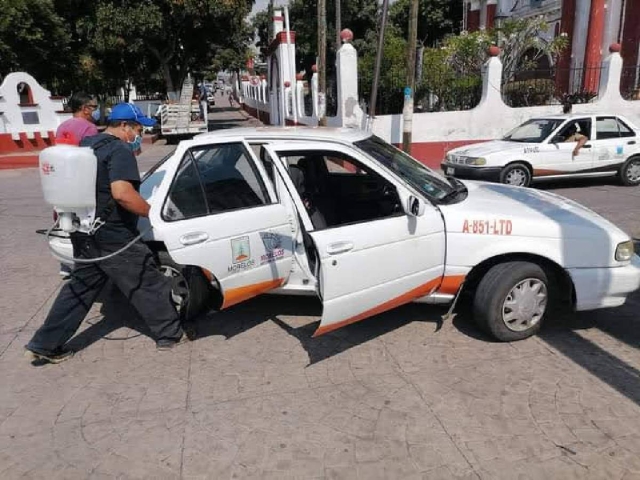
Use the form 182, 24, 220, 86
389, 0, 463, 47
93, 0, 254, 95
0, 0, 71, 86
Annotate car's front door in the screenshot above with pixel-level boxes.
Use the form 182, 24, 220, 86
151, 138, 295, 309
265, 142, 446, 336
536, 118, 594, 175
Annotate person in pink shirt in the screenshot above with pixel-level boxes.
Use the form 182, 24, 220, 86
56, 92, 99, 145
56, 92, 99, 277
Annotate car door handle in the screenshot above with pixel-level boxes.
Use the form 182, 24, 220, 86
582, 144, 591, 148
180, 232, 209, 246
326, 241, 354, 255
628, 141, 636, 145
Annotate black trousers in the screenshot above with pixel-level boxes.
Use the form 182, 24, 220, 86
28, 228, 183, 352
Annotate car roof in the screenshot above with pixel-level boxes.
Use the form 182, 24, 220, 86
531, 113, 623, 121
191, 126, 372, 144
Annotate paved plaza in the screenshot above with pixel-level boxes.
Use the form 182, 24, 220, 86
0, 102, 639, 479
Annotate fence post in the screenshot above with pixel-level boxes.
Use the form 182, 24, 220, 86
311, 66, 319, 119
296, 75, 305, 118
479, 46, 507, 109
335, 29, 365, 128
597, 44, 624, 103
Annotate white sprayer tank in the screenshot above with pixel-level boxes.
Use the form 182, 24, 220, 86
40, 145, 97, 232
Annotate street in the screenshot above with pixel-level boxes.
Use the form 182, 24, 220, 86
0, 102, 639, 479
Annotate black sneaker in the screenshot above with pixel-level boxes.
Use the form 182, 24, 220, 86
24, 345, 74, 364
156, 333, 188, 351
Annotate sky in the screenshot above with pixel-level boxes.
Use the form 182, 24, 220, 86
250, 0, 282, 16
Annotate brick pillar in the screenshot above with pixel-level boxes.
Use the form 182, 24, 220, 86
582, 0, 606, 93
620, 0, 640, 95
467, 4, 480, 32
486, 3, 496, 29
555, 0, 576, 96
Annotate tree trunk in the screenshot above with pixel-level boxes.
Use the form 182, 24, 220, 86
317, 0, 327, 126
161, 61, 176, 100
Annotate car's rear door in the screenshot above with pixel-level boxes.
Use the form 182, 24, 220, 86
150, 137, 295, 309
592, 116, 638, 172
265, 142, 446, 337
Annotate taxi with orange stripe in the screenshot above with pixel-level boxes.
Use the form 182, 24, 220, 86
51, 127, 640, 341
442, 114, 640, 188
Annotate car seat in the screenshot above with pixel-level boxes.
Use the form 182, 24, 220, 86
289, 163, 327, 229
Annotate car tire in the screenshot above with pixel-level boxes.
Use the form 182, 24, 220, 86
473, 261, 549, 342
156, 251, 212, 324
500, 163, 532, 187
619, 156, 640, 186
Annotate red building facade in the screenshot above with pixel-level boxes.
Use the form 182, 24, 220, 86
463, 0, 640, 98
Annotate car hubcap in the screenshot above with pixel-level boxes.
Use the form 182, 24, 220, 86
160, 265, 189, 311
505, 168, 528, 186
626, 161, 640, 183
502, 278, 547, 332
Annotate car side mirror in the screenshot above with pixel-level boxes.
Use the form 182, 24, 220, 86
406, 196, 425, 217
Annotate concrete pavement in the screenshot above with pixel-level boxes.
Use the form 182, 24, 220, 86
0, 100, 639, 479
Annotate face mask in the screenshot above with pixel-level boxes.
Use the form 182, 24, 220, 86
128, 134, 142, 151
91, 109, 100, 122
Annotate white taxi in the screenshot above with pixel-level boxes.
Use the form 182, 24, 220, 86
49, 127, 640, 342
442, 114, 640, 187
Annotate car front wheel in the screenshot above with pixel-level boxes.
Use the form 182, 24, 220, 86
156, 251, 213, 323
619, 156, 640, 186
500, 163, 532, 187
473, 261, 549, 341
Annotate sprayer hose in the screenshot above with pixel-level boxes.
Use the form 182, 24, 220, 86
46, 218, 152, 264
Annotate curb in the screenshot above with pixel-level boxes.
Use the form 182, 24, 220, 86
0, 154, 39, 170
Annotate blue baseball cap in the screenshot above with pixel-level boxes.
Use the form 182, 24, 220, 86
108, 102, 157, 127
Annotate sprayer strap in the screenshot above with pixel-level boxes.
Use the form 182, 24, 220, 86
89, 135, 119, 224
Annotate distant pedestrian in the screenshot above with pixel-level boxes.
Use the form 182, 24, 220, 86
56, 92, 99, 145
562, 101, 572, 114
198, 82, 208, 124
56, 93, 100, 278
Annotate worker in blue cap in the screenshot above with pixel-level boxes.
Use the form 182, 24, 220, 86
25, 103, 186, 363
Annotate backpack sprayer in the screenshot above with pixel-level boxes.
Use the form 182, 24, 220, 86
39, 143, 150, 264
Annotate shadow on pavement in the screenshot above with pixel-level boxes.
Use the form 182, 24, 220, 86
535, 176, 620, 191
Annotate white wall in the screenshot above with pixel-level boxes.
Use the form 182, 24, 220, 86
0, 72, 67, 139
371, 51, 640, 146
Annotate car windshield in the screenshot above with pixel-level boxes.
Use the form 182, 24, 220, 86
355, 135, 454, 201
502, 119, 564, 143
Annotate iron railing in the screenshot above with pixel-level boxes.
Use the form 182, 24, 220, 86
621, 65, 640, 101
502, 65, 604, 107
359, 63, 482, 116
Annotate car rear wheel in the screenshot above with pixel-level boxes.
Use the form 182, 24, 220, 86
500, 163, 531, 187
619, 156, 640, 186
156, 251, 212, 323
473, 261, 549, 342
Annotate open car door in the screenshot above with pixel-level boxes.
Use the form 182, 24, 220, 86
265, 141, 446, 337
151, 137, 295, 309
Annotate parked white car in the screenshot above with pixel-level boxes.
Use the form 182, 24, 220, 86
442, 114, 640, 187
49, 127, 640, 341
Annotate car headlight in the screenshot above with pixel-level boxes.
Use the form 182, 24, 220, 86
464, 157, 487, 166
615, 240, 634, 261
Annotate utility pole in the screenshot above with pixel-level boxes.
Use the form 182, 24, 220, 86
402, 0, 419, 153
368, 0, 390, 128
335, 0, 342, 51
317, 0, 327, 126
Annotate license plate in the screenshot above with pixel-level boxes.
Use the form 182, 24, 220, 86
446, 167, 455, 175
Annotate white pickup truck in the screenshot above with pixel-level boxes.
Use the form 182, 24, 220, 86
50, 127, 640, 342
158, 103, 208, 142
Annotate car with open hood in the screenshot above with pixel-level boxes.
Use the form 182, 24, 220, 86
442, 114, 640, 187
49, 127, 640, 342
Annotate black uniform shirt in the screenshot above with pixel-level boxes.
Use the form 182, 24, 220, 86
80, 133, 141, 235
